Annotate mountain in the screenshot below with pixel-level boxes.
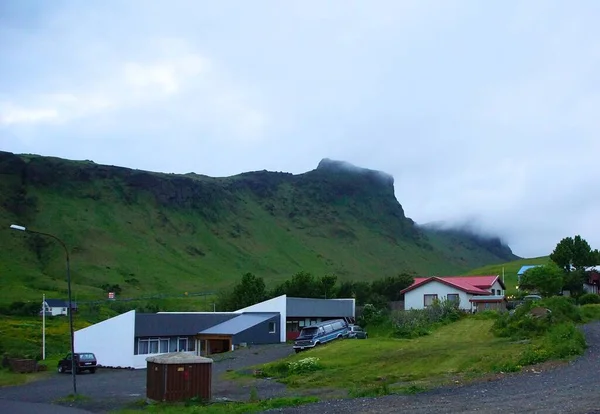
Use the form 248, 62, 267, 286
0, 152, 519, 304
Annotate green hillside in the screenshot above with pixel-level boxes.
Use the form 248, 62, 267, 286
0, 152, 519, 305
467, 256, 551, 294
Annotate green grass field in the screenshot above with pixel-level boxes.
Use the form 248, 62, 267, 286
251, 318, 530, 392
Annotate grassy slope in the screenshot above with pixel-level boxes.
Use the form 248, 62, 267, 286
467, 256, 551, 293
0, 153, 519, 305
257, 318, 528, 391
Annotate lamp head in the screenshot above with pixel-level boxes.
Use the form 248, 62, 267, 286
10, 224, 26, 231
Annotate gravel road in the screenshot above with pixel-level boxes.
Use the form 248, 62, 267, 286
268, 322, 600, 414
0, 343, 294, 412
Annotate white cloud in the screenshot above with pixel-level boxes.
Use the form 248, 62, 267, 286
2, 1, 600, 258
0, 103, 59, 125
0, 41, 268, 141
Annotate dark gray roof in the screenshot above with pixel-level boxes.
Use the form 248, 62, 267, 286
286, 297, 354, 318
199, 313, 279, 335
45, 299, 77, 308
135, 313, 237, 337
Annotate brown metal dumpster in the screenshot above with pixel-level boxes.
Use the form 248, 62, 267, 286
146, 353, 213, 402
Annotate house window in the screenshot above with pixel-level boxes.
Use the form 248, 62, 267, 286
177, 337, 188, 352
447, 294, 459, 303
424, 294, 438, 307
137, 337, 172, 355
491, 289, 495, 295
138, 339, 149, 355
268, 322, 276, 333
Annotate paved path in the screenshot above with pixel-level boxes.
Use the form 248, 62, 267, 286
268, 322, 600, 414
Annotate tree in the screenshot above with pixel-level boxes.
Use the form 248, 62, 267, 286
519, 263, 564, 297
217, 272, 267, 311
370, 273, 415, 302
550, 235, 596, 273
319, 274, 337, 299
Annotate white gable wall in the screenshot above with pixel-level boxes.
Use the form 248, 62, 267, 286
236, 295, 286, 342
490, 280, 504, 296
74, 310, 136, 368
404, 281, 473, 311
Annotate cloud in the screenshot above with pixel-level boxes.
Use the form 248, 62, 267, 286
1, 0, 600, 258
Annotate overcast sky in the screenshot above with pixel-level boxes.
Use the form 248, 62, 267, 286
1, 1, 599, 258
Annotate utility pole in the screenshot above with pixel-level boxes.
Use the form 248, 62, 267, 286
42, 293, 46, 360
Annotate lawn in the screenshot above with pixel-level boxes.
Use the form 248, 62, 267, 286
255, 318, 529, 393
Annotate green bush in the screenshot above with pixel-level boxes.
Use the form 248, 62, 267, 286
581, 304, 600, 322
492, 296, 583, 340
578, 293, 600, 305
518, 323, 586, 365
392, 299, 462, 339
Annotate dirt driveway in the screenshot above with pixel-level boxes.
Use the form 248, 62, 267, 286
0, 343, 294, 413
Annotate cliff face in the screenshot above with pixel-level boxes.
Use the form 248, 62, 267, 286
0, 151, 517, 303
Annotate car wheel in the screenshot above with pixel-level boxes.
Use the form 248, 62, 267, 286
90, 368, 96, 374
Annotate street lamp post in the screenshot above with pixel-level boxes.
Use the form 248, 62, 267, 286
10, 224, 77, 395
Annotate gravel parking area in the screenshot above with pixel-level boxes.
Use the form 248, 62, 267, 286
268, 322, 600, 414
0, 343, 294, 413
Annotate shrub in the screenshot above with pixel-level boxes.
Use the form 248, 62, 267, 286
492, 296, 582, 340
581, 304, 600, 322
392, 299, 462, 338
358, 304, 387, 327
578, 293, 600, 305
287, 357, 322, 374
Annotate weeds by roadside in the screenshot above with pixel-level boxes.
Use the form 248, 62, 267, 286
114, 396, 319, 413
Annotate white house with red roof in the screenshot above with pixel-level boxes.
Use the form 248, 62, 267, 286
400, 275, 506, 312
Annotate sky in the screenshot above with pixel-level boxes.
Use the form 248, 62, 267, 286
1, 0, 599, 258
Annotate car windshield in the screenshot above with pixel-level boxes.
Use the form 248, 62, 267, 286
78, 353, 95, 360
299, 327, 319, 337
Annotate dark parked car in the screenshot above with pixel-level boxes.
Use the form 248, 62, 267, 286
347, 325, 368, 339
58, 352, 97, 374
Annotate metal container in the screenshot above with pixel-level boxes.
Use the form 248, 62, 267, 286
146, 353, 213, 402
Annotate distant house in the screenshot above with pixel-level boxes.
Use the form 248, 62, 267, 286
584, 266, 600, 295
517, 265, 543, 284
41, 299, 78, 316
400, 275, 506, 312
74, 294, 355, 369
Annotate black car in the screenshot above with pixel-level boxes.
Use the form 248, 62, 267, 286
58, 352, 97, 374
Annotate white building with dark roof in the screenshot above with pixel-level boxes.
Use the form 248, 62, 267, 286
74, 294, 355, 369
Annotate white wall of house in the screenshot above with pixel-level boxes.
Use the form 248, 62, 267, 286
236, 295, 287, 342
44, 303, 67, 316
50, 307, 66, 316
404, 281, 473, 311
74, 309, 136, 369
490, 280, 504, 296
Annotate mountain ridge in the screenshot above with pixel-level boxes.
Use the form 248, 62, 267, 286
0, 151, 519, 304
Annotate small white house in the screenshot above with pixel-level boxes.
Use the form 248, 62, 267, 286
41, 299, 77, 316
401, 275, 506, 312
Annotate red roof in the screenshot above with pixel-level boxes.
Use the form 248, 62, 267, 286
400, 275, 502, 296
